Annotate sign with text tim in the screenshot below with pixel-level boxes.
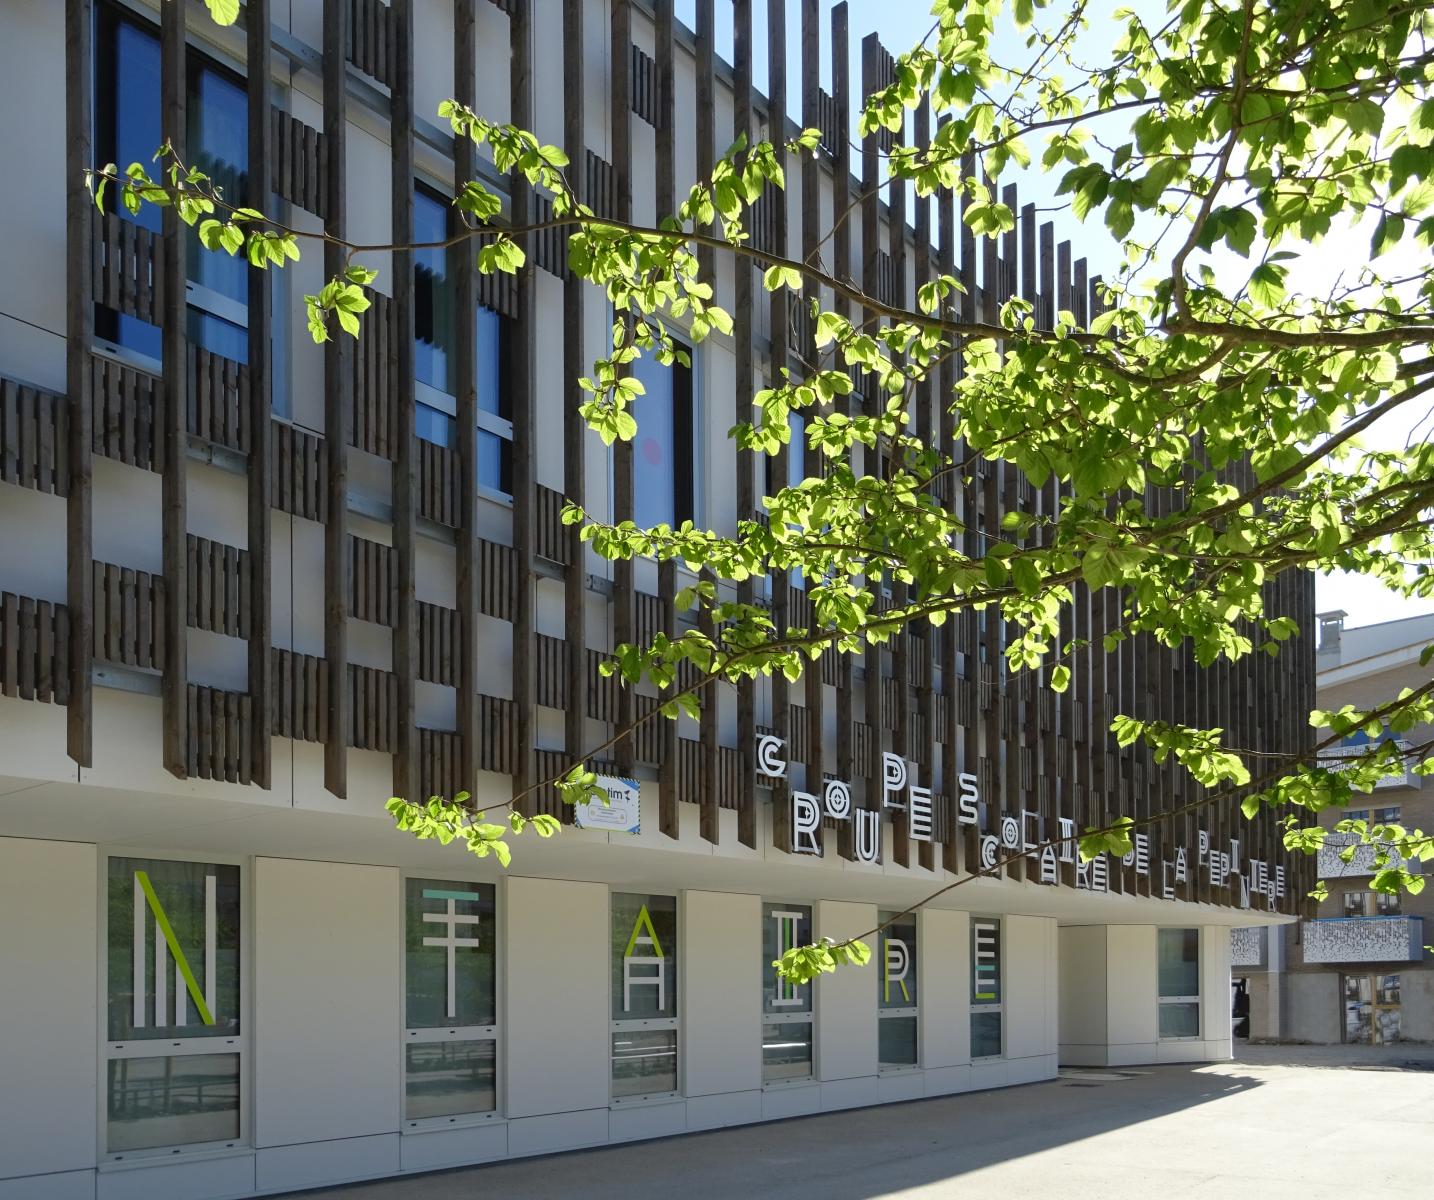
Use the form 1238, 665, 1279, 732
574, 774, 641, 834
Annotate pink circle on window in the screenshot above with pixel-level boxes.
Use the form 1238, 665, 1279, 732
640, 438, 664, 467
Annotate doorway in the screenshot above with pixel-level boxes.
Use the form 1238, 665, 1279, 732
1343, 974, 1401, 1043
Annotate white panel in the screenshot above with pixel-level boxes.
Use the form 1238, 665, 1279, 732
1057, 925, 1108, 1052
504, 878, 609, 1117
608, 1100, 687, 1144
760, 1085, 822, 1121
1004, 915, 1057, 1060
687, 1090, 762, 1131
917, 909, 969, 1068
877, 1071, 924, 1104
681, 890, 761, 1097
1105, 925, 1159, 1046
922, 1065, 971, 1097
398, 1123, 508, 1174
819, 1075, 878, 1111
96, 1153, 254, 1200
1201, 925, 1234, 1058
253, 858, 401, 1146
0, 839, 97, 1180
254, 1135, 398, 1194
814, 901, 877, 1082
968, 1059, 1010, 1092
0, 1171, 94, 1200
505, 1110, 608, 1158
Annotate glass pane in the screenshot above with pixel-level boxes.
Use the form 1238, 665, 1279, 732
878, 911, 917, 1010
1376, 1006, 1401, 1043
612, 893, 677, 1020
763, 903, 812, 1015
1375, 891, 1401, 916
187, 64, 248, 305
405, 879, 496, 1028
762, 1021, 813, 1083
189, 308, 248, 364
971, 917, 1001, 1005
476, 306, 507, 419
1342, 891, 1365, 918
1346, 1000, 1372, 1043
416, 403, 456, 448
107, 858, 241, 1041
970, 1011, 1002, 1059
1159, 1001, 1200, 1039
1376, 974, 1401, 1004
106, 1053, 239, 1152
1157, 928, 1200, 998
611, 1029, 678, 1098
404, 1039, 496, 1120
478, 428, 512, 495
415, 188, 456, 394
1344, 975, 1371, 1003
632, 353, 677, 528
104, 16, 161, 236
878, 1015, 918, 1067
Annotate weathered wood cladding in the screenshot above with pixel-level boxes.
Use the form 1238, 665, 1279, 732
0, 0, 1317, 914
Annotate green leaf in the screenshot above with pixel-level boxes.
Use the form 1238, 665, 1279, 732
204, 0, 241, 26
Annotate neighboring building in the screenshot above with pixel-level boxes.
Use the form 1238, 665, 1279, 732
1234, 611, 1433, 1043
0, 2, 1312, 1198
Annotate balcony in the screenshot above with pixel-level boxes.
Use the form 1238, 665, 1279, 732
1230, 926, 1268, 969
1301, 916, 1426, 964
1315, 832, 1421, 879
1324, 740, 1422, 791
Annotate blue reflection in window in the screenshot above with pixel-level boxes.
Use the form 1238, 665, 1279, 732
187, 64, 248, 305
415, 187, 456, 394
631, 346, 693, 528
416, 403, 455, 448
476, 307, 507, 420
478, 428, 512, 496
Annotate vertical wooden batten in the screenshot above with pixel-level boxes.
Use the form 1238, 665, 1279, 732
390, 0, 419, 805
655, 0, 679, 839
322, 0, 351, 797
611, 0, 636, 780
694, 0, 720, 845
510, 0, 537, 812
455, 0, 480, 797
561, 0, 586, 808
64, 0, 94, 768
246, 0, 275, 789
160, 0, 189, 778
731, 0, 757, 848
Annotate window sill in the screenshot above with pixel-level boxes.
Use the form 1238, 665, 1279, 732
100, 1143, 253, 1172
609, 1091, 683, 1109
761, 1076, 818, 1091
403, 1111, 504, 1135
878, 1064, 921, 1075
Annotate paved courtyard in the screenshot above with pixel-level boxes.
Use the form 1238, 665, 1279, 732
289, 1045, 1434, 1200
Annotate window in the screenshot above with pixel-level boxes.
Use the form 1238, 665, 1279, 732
1345, 973, 1402, 1044
403, 879, 497, 1123
413, 184, 512, 494
877, 910, 918, 1067
94, 5, 258, 366
105, 857, 242, 1156
762, 903, 813, 1083
631, 341, 696, 528
1157, 928, 1200, 1039
611, 892, 678, 1100
970, 917, 1003, 1059
1342, 890, 1401, 917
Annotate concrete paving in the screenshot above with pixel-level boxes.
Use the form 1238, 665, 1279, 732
286, 1045, 1434, 1199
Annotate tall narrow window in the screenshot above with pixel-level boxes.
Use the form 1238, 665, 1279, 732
105, 857, 242, 1156
970, 917, 1003, 1059
631, 341, 695, 528
403, 879, 498, 1122
94, 5, 253, 364
1157, 928, 1200, 1038
413, 183, 512, 494
610, 892, 678, 1100
762, 903, 813, 1082
877, 910, 918, 1067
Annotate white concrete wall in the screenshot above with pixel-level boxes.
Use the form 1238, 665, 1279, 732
682, 890, 761, 1128
1057, 924, 1107, 1065
1201, 924, 1233, 1059
252, 858, 401, 1190
502, 877, 609, 1152
1105, 925, 1159, 1066
814, 900, 878, 1109
0, 839, 96, 1200
919, 908, 970, 1071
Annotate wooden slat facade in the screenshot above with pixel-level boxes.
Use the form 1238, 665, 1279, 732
0, 0, 1318, 916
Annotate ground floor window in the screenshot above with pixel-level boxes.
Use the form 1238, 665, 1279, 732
403, 878, 497, 1122
971, 917, 1003, 1058
1158, 928, 1201, 1038
878, 910, 918, 1067
762, 903, 813, 1082
611, 892, 679, 1099
1344, 974, 1401, 1044
104, 856, 243, 1156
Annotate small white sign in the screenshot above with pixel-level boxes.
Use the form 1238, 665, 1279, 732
574, 775, 641, 834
